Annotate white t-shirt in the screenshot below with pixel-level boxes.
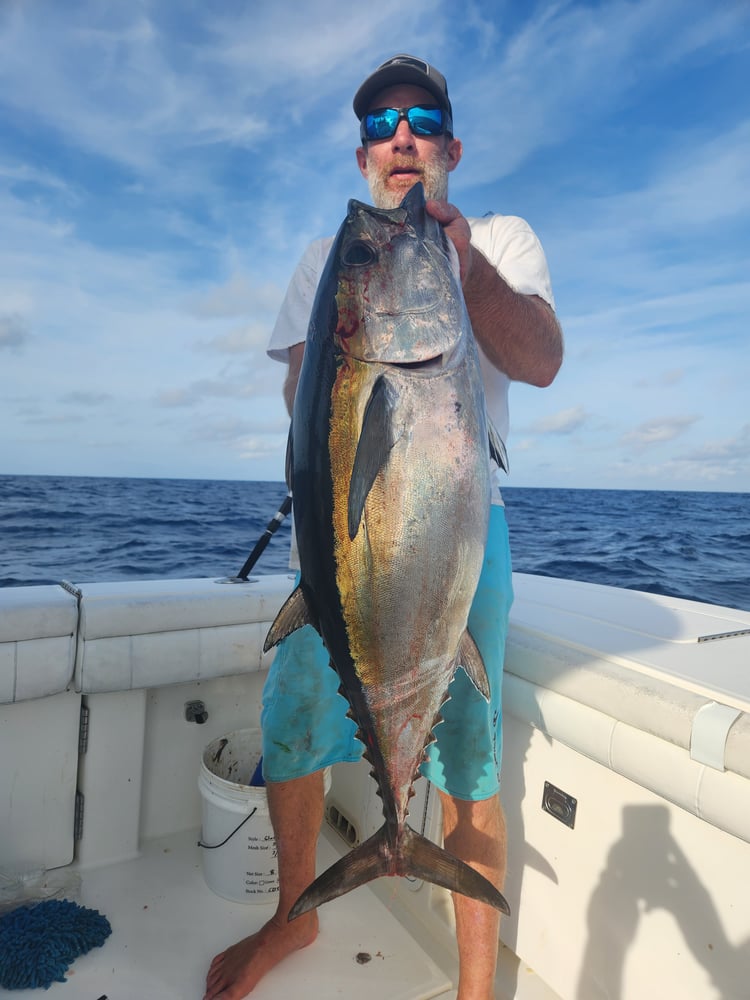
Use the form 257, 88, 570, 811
267, 213, 555, 491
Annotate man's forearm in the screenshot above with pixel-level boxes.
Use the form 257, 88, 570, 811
463, 247, 563, 388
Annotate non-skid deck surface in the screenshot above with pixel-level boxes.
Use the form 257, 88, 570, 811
9, 828, 453, 1000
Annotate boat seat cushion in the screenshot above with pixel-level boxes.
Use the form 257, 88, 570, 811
74, 577, 292, 693
0, 586, 78, 703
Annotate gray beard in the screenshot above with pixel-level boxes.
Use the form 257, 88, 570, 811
367, 157, 449, 209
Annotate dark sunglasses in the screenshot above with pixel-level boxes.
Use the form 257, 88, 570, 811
360, 105, 453, 143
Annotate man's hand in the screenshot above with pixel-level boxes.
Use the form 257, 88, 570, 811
426, 199, 474, 285
426, 198, 563, 387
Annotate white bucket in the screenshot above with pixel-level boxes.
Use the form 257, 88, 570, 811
198, 728, 329, 905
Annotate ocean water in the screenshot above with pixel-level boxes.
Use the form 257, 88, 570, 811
1, 475, 748, 612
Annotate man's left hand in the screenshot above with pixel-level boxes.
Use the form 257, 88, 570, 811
426, 199, 475, 285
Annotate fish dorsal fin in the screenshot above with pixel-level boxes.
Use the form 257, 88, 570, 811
263, 585, 316, 652
401, 182, 426, 234
488, 419, 509, 474
457, 630, 491, 701
400, 181, 447, 253
348, 375, 398, 540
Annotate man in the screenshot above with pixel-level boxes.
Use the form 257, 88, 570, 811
205, 54, 562, 1000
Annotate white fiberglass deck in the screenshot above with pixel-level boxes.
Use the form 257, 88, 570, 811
11, 829, 453, 1000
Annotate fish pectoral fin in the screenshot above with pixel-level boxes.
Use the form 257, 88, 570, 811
263, 585, 316, 652
348, 375, 398, 540
288, 823, 510, 920
488, 419, 509, 473
284, 420, 294, 492
458, 630, 491, 701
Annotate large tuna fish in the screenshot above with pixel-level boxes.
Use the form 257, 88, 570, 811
265, 182, 510, 919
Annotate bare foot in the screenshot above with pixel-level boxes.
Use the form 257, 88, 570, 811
203, 911, 318, 999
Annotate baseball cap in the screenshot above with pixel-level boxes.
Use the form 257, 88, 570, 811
353, 54, 453, 120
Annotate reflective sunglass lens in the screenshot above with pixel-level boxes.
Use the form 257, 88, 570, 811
363, 106, 445, 141
366, 108, 399, 139
408, 107, 444, 134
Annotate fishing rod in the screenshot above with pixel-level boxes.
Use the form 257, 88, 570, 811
233, 491, 293, 581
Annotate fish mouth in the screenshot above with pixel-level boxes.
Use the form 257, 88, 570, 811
370, 336, 464, 373
388, 336, 465, 372
392, 355, 444, 371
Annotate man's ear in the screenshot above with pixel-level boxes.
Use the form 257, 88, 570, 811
356, 146, 368, 179
446, 137, 463, 173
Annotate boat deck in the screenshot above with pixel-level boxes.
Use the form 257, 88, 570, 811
10, 828, 454, 1000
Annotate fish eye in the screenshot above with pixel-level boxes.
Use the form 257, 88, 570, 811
342, 240, 377, 267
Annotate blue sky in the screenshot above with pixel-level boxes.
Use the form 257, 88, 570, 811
1, 0, 748, 490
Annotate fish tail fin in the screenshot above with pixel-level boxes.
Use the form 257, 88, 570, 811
288, 823, 510, 921
396, 825, 510, 915
288, 827, 391, 921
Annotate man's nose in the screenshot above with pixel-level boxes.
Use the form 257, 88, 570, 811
390, 118, 416, 152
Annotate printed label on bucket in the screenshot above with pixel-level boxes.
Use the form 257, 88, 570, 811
243, 833, 278, 896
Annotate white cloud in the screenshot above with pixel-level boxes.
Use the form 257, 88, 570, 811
621, 416, 699, 450
155, 388, 195, 409
0, 161, 76, 198
198, 323, 271, 354
528, 406, 589, 435
610, 429, 750, 486
22, 412, 86, 426
0, 313, 30, 351
635, 369, 686, 389
188, 275, 282, 320
193, 416, 289, 444
60, 391, 113, 406
155, 361, 283, 408
234, 434, 289, 462
683, 423, 750, 463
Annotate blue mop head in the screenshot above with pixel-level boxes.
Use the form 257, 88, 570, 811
0, 898, 111, 990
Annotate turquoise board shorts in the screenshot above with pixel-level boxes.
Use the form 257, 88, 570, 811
261, 503, 513, 801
